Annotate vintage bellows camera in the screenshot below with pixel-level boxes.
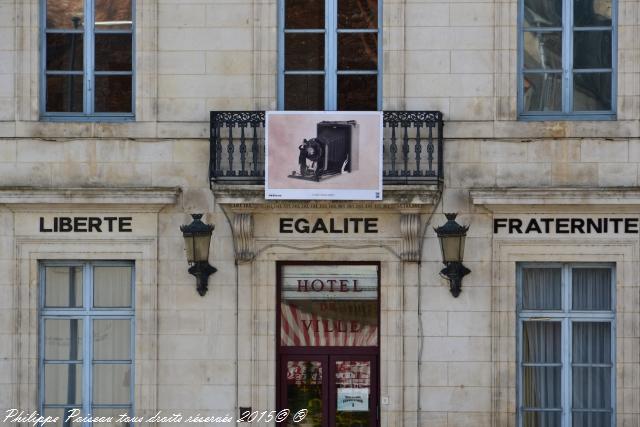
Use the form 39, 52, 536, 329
289, 121, 358, 182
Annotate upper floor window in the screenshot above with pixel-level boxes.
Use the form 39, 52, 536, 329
517, 263, 615, 427
278, 0, 381, 111
40, 261, 135, 425
519, 0, 616, 119
41, 0, 134, 119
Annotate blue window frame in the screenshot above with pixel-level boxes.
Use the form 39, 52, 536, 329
40, 0, 135, 120
517, 263, 616, 427
518, 0, 617, 120
39, 261, 135, 426
277, 0, 382, 111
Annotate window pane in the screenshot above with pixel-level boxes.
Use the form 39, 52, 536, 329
573, 31, 612, 69
46, 34, 84, 71
46, 75, 84, 113
95, 0, 133, 30
45, 266, 83, 307
523, 32, 562, 69
93, 364, 132, 404
572, 268, 611, 310
338, 0, 378, 29
46, 0, 84, 29
572, 411, 611, 427
94, 75, 133, 113
523, 366, 561, 408
523, 73, 562, 112
573, 322, 611, 364
523, 0, 562, 27
338, 33, 377, 70
44, 364, 82, 405
95, 34, 132, 71
522, 268, 562, 310
286, 361, 323, 425
93, 266, 133, 307
573, 72, 611, 111
523, 411, 561, 427
94, 319, 131, 360
573, 367, 611, 409
285, 0, 324, 29
337, 74, 377, 110
285, 33, 325, 71
574, 0, 612, 27
522, 322, 561, 363
45, 319, 83, 360
285, 75, 324, 110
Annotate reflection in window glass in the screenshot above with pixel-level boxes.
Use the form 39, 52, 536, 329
523, 32, 562, 70
522, 73, 562, 112
95, 0, 133, 29
338, 0, 377, 29
285, 0, 325, 28
523, 0, 562, 27
573, 72, 612, 111
284, 75, 325, 110
45, 319, 83, 361
45, 266, 83, 307
46, 0, 84, 29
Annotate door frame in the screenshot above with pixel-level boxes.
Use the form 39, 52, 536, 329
276, 261, 381, 426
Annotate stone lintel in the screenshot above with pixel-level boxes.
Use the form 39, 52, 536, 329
471, 187, 640, 211
0, 187, 181, 212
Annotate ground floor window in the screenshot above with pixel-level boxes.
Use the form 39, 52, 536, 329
39, 261, 135, 426
517, 263, 615, 427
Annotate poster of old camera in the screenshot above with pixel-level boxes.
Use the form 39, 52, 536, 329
265, 111, 383, 200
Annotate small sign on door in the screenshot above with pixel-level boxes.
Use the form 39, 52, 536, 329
337, 387, 369, 412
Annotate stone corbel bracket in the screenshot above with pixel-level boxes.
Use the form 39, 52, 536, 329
232, 212, 255, 262
400, 212, 421, 262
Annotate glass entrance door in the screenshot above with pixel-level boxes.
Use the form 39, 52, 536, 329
331, 357, 376, 427
280, 354, 377, 427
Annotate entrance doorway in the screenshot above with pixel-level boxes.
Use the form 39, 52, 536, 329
276, 262, 380, 427
280, 352, 378, 427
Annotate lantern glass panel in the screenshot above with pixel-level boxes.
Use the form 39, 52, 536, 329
193, 234, 211, 262
183, 235, 195, 263
441, 235, 464, 262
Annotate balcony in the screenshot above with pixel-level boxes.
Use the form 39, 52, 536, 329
209, 111, 444, 187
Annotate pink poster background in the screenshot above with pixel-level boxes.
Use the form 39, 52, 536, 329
266, 112, 382, 191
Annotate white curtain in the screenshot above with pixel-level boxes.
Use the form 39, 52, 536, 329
572, 268, 611, 310
522, 321, 562, 427
522, 268, 561, 310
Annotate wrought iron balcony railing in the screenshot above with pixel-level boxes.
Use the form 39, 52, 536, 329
210, 111, 444, 186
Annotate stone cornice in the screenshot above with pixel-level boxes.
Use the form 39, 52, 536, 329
0, 187, 181, 211
471, 187, 640, 210
212, 184, 440, 212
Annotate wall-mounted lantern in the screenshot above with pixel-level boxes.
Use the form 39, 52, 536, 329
180, 214, 216, 296
434, 213, 470, 297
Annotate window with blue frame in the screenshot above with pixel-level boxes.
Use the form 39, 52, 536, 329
41, 0, 134, 118
517, 264, 615, 427
278, 0, 381, 111
519, 0, 616, 118
40, 262, 135, 426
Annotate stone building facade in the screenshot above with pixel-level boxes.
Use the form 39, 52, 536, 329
0, 1, 639, 427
